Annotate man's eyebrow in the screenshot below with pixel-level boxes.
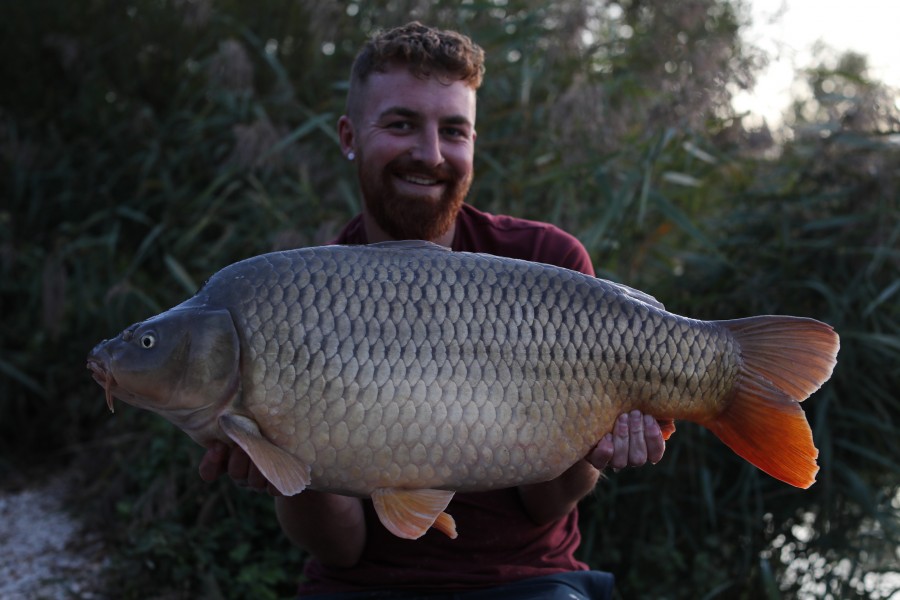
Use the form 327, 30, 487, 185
377, 106, 472, 127
441, 114, 473, 127
378, 106, 419, 120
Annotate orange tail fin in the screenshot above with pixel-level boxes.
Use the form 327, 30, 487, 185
704, 316, 839, 489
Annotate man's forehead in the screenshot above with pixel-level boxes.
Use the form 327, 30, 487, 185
359, 65, 477, 121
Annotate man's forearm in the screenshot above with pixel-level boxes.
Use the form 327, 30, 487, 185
274, 491, 367, 568
518, 460, 600, 525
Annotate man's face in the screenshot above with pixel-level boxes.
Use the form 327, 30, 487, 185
345, 65, 477, 242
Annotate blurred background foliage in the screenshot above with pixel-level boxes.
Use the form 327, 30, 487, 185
1, 0, 898, 598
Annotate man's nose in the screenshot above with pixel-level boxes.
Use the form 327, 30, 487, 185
409, 127, 443, 166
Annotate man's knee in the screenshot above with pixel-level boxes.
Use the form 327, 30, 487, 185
462, 571, 615, 600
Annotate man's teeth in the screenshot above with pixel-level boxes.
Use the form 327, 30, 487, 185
402, 174, 438, 185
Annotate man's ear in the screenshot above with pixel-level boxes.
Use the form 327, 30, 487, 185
338, 115, 355, 157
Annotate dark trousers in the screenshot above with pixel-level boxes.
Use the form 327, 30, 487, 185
302, 571, 614, 600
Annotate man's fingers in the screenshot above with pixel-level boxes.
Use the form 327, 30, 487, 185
247, 464, 271, 491
588, 411, 667, 474
227, 446, 252, 482
198, 441, 228, 482
587, 433, 614, 470
627, 410, 648, 466
610, 413, 630, 470
198, 442, 278, 494
645, 415, 666, 464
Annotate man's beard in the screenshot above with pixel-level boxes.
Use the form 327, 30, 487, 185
359, 154, 472, 241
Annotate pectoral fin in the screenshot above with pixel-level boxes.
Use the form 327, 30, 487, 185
371, 488, 457, 540
219, 413, 311, 496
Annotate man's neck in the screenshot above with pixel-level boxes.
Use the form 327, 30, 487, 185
362, 212, 456, 248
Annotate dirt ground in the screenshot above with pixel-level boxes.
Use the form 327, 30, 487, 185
0, 468, 110, 599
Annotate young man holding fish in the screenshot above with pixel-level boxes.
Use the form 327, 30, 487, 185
201, 22, 667, 599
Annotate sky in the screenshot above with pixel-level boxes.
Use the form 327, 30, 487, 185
732, 0, 900, 127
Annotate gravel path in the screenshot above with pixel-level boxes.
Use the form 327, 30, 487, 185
0, 470, 110, 599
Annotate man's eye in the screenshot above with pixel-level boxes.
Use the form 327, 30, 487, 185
442, 127, 466, 138
388, 121, 412, 130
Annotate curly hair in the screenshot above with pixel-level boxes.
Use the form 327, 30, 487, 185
346, 21, 485, 118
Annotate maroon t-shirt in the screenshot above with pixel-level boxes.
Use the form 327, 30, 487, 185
299, 204, 595, 594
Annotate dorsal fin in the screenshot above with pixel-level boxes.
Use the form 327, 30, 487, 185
366, 240, 451, 251
607, 281, 666, 310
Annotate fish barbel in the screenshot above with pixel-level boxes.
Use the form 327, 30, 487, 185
87, 241, 839, 539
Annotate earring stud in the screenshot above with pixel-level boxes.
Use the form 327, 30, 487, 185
347, 151, 355, 161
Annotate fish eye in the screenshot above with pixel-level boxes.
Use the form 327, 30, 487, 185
139, 333, 156, 349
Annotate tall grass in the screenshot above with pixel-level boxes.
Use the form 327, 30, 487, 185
578, 127, 900, 598
1, 0, 897, 597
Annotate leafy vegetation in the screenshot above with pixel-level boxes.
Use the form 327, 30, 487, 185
1, 0, 897, 598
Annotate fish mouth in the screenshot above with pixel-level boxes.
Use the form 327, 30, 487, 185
87, 357, 117, 413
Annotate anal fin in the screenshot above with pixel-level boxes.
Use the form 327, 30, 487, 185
657, 419, 676, 440
371, 488, 457, 540
219, 413, 311, 496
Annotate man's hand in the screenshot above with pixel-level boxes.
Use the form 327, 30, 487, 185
520, 410, 667, 524
198, 441, 281, 495
587, 410, 666, 471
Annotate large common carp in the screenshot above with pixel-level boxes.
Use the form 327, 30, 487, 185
87, 242, 839, 540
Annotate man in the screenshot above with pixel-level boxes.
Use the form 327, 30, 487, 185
200, 22, 666, 599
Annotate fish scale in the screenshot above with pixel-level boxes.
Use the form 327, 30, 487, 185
88, 241, 839, 540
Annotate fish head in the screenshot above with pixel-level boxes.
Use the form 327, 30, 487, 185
87, 306, 241, 432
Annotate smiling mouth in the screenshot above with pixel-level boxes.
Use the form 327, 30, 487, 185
399, 173, 441, 186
